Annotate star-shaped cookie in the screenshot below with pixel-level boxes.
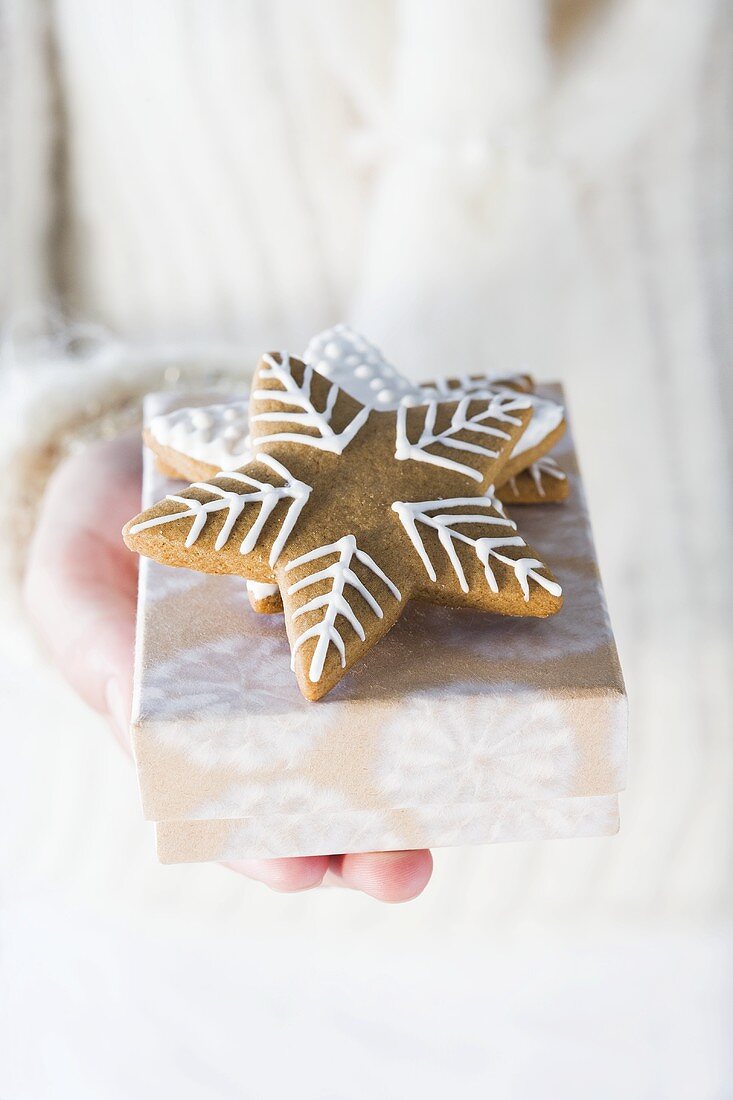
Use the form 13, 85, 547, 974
143, 326, 568, 616
124, 345, 563, 700
144, 325, 567, 495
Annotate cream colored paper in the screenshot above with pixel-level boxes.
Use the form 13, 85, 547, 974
155, 794, 619, 863
131, 391, 626, 862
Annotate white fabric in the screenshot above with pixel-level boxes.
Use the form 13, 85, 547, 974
1, 1, 732, 1096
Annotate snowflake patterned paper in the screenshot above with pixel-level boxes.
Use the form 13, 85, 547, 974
124, 349, 563, 699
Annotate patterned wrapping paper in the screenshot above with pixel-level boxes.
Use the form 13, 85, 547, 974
155, 795, 619, 863
131, 391, 627, 863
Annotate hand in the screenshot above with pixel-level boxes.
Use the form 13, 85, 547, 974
24, 433, 433, 901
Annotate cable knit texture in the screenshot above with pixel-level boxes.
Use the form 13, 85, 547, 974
3, 0, 731, 915
1, 2, 732, 1095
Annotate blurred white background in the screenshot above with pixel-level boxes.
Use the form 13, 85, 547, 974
1, 2, 731, 1097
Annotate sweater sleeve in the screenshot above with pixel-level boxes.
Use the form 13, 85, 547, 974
0, 319, 255, 644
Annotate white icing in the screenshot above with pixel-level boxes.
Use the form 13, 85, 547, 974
284, 535, 401, 683
303, 327, 539, 419
148, 326, 563, 474
534, 455, 566, 480
149, 400, 251, 470
507, 394, 564, 458
417, 379, 562, 459
423, 373, 531, 397
303, 326, 417, 408
129, 454, 312, 568
137, 329, 566, 698
504, 455, 567, 498
392, 497, 562, 601
247, 580, 279, 600
394, 391, 528, 482
251, 352, 371, 454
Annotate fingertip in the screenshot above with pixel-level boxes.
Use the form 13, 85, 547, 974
224, 855, 329, 892
334, 849, 433, 903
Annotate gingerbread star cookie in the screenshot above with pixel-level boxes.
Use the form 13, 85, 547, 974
143, 325, 567, 615
144, 326, 566, 490
303, 325, 565, 483
125, 351, 563, 700
247, 449, 568, 616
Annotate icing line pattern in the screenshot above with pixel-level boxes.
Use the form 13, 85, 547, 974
391, 497, 562, 601
251, 353, 370, 454
394, 391, 529, 483
420, 374, 529, 399
285, 535, 401, 683
147, 327, 562, 472
504, 455, 567, 498
129, 454, 312, 567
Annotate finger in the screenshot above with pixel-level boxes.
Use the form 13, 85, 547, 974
224, 856, 330, 892
24, 436, 141, 720
328, 849, 433, 902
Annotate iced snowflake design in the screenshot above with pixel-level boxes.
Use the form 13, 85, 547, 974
126, 335, 564, 699
147, 325, 559, 472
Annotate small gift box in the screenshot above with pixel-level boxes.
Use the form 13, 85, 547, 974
130, 386, 626, 864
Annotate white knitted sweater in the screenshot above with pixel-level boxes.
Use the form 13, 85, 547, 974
1, 3, 731, 1096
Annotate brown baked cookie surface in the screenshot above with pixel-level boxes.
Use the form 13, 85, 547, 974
126, 351, 563, 700
495, 419, 566, 484
246, 580, 283, 614
143, 327, 566, 492
496, 456, 570, 505
147, 430, 220, 484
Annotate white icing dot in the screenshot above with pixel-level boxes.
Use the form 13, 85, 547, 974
354, 365, 373, 379
377, 389, 395, 403
191, 410, 212, 429
223, 425, 241, 441
345, 354, 360, 367
222, 407, 238, 422
317, 358, 333, 375
324, 341, 341, 359
369, 377, 383, 390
